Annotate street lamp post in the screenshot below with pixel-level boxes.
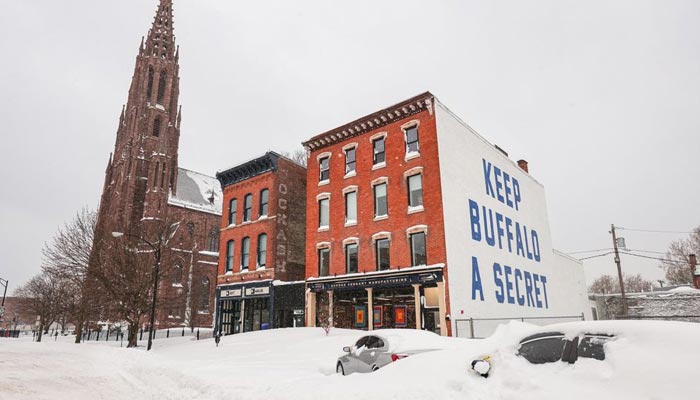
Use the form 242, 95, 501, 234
0, 278, 8, 326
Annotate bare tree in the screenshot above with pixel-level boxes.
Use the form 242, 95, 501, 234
589, 273, 654, 294
661, 226, 700, 285
14, 274, 74, 342
282, 148, 308, 167
42, 208, 98, 343
90, 218, 181, 348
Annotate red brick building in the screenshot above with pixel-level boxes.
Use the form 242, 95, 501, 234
303, 93, 450, 336
214, 152, 307, 335
91, 0, 220, 329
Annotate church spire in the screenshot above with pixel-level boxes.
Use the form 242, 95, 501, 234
145, 0, 176, 60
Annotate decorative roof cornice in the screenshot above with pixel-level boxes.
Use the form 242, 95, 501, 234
303, 92, 435, 151
216, 152, 280, 188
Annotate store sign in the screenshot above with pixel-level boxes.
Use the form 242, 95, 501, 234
245, 286, 271, 297
308, 270, 442, 292
221, 289, 242, 298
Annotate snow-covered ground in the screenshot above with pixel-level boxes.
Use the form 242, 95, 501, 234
0, 321, 697, 400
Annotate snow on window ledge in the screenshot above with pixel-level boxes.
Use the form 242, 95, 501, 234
344, 171, 357, 179
373, 215, 389, 222
318, 226, 330, 232
344, 219, 357, 227
258, 215, 268, 220
407, 205, 424, 214
197, 311, 210, 315
171, 283, 183, 288
371, 162, 386, 171
404, 151, 420, 162
318, 179, 330, 187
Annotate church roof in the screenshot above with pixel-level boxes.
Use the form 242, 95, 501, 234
168, 167, 223, 216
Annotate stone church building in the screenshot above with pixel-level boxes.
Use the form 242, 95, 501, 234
92, 0, 221, 329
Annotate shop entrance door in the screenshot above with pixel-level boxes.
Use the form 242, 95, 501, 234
423, 309, 440, 334
220, 299, 241, 335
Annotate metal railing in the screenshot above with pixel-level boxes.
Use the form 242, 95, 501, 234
454, 313, 586, 338
80, 327, 214, 343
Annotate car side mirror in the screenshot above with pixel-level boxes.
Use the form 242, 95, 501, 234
343, 346, 351, 353
471, 358, 491, 378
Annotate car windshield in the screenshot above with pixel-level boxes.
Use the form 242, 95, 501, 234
518, 333, 567, 364
366, 336, 385, 349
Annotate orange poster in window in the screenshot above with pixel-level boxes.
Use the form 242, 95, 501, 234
394, 305, 407, 327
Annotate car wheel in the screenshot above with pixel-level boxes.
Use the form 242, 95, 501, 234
336, 362, 345, 376
371, 365, 379, 372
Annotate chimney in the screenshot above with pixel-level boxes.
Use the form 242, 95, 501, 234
517, 159, 529, 173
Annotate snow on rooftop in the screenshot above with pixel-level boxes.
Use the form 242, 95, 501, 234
168, 167, 223, 215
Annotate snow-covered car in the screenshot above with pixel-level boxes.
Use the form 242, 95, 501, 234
336, 329, 447, 375
469, 320, 697, 381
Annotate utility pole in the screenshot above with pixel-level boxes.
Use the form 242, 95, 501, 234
610, 224, 628, 315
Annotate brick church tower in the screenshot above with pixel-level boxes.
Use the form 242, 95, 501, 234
94, 0, 222, 329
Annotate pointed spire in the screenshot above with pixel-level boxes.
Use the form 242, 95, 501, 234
119, 105, 126, 125
145, 0, 176, 60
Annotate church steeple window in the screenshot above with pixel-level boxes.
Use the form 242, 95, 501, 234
157, 71, 167, 105
153, 116, 161, 137
146, 67, 154, 102
154, 161, 160, 190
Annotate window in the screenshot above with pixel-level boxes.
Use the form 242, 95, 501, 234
173, 264, 183, 284
146, 67, 154, 102
199, 278, 210, 310
373, 137, 385, 165
409, 232, 427, 266
257, 233, 267, 267
241, 237, 250, 269
345, 191, 357, 224
319, 156, 330, 181
187, 222, 195, 236
578, 335, 611, 361
405, 125, 419, 154
243, 194, 253, 222
157, 71, 167, 105
207, 227, 219, 252
345, 243, 358, 273
225, 240, 234, 272
518, 334, 567, 364
228, 198, 237, 225
318, 247, 330, 277
366, 336, 385, 349
374, 183, 388, 217
259, 189, 269, 217
153, 162, 160, 189
407, 174, 423, 208
318, 198, 329, 228
345, 147, 356, 174
153, 117, 161, 137
376, 238, 390, 270
161, 165, 166, 189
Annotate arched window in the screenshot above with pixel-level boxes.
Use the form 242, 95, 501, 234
173, 264, 183, 285
153, 116, 161, 137
208, 227, 219, 252
225, 240, 234, 272
241, 237, 250, 269
200, 277, 210, 310
257, 233, 267, 267
153, 162, 160, 189
157, 71, 167, 105
146, 67, 154, 102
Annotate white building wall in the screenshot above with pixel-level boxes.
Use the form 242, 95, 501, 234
433, 100, 590, 337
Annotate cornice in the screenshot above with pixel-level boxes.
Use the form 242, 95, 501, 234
303, 92, 434, 151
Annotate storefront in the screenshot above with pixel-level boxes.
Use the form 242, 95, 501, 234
215, 281, 305, 335
306, 265, 448, 336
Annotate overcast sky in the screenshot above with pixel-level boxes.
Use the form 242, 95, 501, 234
1, 0, 698, 292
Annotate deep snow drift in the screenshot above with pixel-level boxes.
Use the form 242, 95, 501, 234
0, 321, 697, 400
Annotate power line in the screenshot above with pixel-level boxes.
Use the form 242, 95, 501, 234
617, 227, 694, 235
579, 252, 615, 261
618, 251, 687, 265
567, 248, 613, 255
626, 248, 668, 255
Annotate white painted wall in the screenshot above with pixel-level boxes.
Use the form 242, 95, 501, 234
434, 100, 591, 338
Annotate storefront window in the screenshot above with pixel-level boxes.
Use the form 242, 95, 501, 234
345, 243, 358, 273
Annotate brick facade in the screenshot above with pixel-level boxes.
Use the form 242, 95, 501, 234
303, 93, 451, 335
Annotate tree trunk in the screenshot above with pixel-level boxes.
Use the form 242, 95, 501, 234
127, 321, 139, 348
74, 317, 84, 344
37, 324, 44, 342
